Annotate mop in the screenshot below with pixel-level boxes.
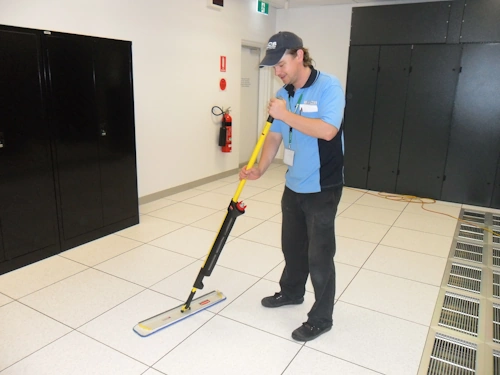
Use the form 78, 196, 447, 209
133, 115, 274, 337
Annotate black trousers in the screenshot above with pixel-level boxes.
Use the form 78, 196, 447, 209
279, 185, 343, 328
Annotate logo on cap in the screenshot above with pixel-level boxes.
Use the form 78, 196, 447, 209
267, 41, 277, 50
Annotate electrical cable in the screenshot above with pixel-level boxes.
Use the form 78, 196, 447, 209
346, 188, 500, 236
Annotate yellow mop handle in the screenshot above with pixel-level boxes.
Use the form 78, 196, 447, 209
232, 116, 274, 202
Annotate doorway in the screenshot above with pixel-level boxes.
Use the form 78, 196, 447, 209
239, 45, 261, 165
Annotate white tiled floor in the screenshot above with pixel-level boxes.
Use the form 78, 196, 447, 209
2, 162, 495, 375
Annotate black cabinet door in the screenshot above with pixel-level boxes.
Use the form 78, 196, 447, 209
396, 44, 461, 199
45, 34, 104, 239
460, 0, 500, 43
442, 43, 500, 206
0, 28, 59, 262
344, 46, 380, 188
93, 39, 138, 225
367, 45, 411, 193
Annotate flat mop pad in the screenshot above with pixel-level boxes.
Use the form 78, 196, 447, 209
133, 115, 274, 337
133, 290, 226, 337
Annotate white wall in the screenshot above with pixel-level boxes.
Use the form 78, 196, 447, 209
276, 5, 353, 90
0, 0, 276, 197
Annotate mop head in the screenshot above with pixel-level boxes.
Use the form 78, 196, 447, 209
133, 290, 226, 337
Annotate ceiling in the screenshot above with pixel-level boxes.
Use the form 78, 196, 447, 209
268, 0, 443, 8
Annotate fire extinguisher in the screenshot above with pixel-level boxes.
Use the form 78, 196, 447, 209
214, 106, 232, 153
221, 110, 232, 152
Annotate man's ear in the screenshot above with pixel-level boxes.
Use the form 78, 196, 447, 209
296, 49, 304, 63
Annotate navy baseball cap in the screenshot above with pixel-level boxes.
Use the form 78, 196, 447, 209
259, 31, 303, 68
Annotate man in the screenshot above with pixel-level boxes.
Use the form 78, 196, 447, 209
239, 31, 345, 342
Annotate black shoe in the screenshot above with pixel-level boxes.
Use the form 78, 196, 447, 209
261, 292, 304, 308
291, 322, 332, 342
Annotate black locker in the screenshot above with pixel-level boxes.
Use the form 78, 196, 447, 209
442, 44, 500, 206
45, 34, 104, 240
396, 44, 461, 199
94, 38, 139, 226
367, 45, 411, 193
343, 46, 380, 189
0, 28, 59, 270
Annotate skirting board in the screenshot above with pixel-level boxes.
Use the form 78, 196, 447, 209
139, 158, 284, 205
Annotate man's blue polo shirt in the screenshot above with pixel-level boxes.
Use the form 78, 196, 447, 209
270, 68, 345, 193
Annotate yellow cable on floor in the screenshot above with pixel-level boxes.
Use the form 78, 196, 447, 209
346, 188, 500, 237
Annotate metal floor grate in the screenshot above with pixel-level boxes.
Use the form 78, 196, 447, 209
494, 248, 500, 268
494, 304, 500, 344
494, 272, 500, 299
494, 235, 500, 245
439, 293, 479, 336
448, 263, 482, 293
454, 242, 483, 263
462, 211, 485, 224
458, 224, 484, 242
493, 215, 500, 227
427, 334, 476, 375
494, 351, 500, 375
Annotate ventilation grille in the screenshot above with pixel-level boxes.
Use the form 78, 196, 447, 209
438, 293, 479, 336
494, 351, 500, 375
427, 334, 476, 375
454, 242, 483, 263
494, 272, 500, 299
494, 248, 500, 268
494, 235, 500, 245
462, 211, 485, 224
458, 224, 484, 242
448, 264, 482, 293
494, 304, 500, 344
493, 215, 500, 227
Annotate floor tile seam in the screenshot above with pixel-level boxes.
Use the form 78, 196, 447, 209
143, 242, 208, 262
368, 242, 451, 260
358, 266, 444, 288
8, 265, 90, 301
211, 275, 264, 315
346, 201, 411, 214
146, 206, 223, 221
12, 298, 77, 330
336, 300, 432, 328
149, 313, 219, 370
346, 202, 408, 212
227, 236, 283, 250
298, 345, 386, 375
280, 346, 304, 375
335, 234, 380, 246
146, 258, 205, 293
66, 240, 148, 268
391, 224, 457, 238
0, 329, 75, 373
74, 329, 151, 368
203, 260, 286, 280
333, 257, 367, 302
337, 214, 399, 227
139, 200, 179, 215
213, 313, 304, 346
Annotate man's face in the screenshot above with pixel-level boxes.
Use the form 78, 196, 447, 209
273, 51, 302, 86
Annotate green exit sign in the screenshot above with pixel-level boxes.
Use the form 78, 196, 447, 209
257, 1, 269, 15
